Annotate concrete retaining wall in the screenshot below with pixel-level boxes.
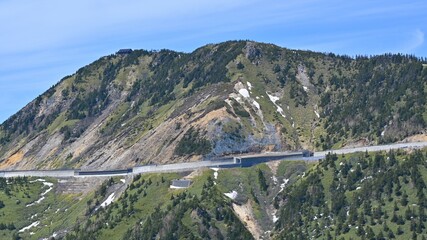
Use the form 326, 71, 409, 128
2, 170, 75, 178
133, 160, 236, 174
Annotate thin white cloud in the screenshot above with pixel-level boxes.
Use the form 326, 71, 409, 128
411, 29, 424, 50
401, 29, 425, 53
350, 2, 425, 18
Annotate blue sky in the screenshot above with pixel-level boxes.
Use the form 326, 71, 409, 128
1, 0, 426, 123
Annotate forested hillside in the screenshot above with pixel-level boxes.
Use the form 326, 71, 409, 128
2, 149, 426, 239
275, 149, 427, 239
0, 41, 425, 170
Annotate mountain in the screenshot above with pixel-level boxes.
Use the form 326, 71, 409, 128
0, 40, 426, 170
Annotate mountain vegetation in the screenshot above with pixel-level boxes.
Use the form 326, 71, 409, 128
275, 149, 427, 239
0, 41, 425, 170
1, 148, 426, 239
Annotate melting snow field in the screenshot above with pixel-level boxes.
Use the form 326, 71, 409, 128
267, 93, 286, 118
381, 125, 387, 136
224, 190, 238, 200
238, 88, 250, 98
303, 86, 308, 92
120, 179, 126, 183
100, 193, 115, 208
314, 110, 320, 118
267, 93, 280, 103
273, 214, 279, 223
19, 221, 40, 233
211, 168, 219, 185
26, 181, 54, 207
272, 176, 278, 185
252, 100, 260, 109
247, 82, 252, 90
279, 179, 289, 193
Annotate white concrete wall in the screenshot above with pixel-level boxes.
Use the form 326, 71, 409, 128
314, 141, 427, 157
3, 170, 75, 178
133, 160, 236, 174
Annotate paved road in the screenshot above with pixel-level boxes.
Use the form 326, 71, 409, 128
1, 141, 426, 178
313, 141, 427, 157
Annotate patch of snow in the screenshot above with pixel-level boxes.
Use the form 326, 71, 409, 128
314, 110, 320, 118
303, 86, 308, 92
26, 182, 54, 207
30, 179, 46, 183
255, 96, 260, 99
247, 82, 252, 90
356, 187, 361, 190
381, 125, 387, 136
267, 93, 280, 103
279, 178, 290, 193
287, 105, 289, 110
30, 232, 35, 235
360, 176, 372, 183
211, 168, 219, 180
339, 162, 344, 166
276, 106, 286, 118
55, 208, 60, 213
224, 190, 238, 200
267, 92, 286, 118
252, 100, 260, 109
30, 214, 38, 219
120, 179, 125, 183
19, 221, 40, 233
272, 176, 278, 185
100, 193, 115, 208
238, 88, 250, 98
273, 215, 279, 223
292, 122, 295, 128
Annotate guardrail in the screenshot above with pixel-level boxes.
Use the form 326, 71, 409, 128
0, 151, 312, 178
1, 170, 75, 178
75, 168, 132, 177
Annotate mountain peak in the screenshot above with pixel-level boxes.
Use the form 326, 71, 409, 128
0, 41, 425, 170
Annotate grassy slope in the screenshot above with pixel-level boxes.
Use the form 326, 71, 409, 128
2, 149, 427, 239
0, 178, 91, 240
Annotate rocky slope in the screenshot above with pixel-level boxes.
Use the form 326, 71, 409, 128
0, 41, 425, 170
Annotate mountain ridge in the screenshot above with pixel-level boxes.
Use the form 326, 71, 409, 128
0, 40, 426, 170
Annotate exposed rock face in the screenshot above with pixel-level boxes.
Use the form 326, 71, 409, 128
0, 41, 425, 170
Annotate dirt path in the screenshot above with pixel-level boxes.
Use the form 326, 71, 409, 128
232, 200, 263, 239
